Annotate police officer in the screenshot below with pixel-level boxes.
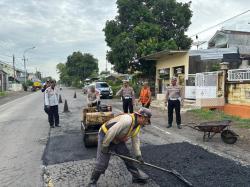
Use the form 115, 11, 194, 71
116, 80, 135, 113
87, 85, 100, 107
165, 77, 183, 129
45, 80, 60, 128
88, 107, 152, 186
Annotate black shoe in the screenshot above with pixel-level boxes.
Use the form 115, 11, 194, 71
50, 125, 55, 128
177, 124, 182, 129
55, 125, 61, 127
132, 178, 148, 184
167, 124, 172, 128
88, 170, 101, 187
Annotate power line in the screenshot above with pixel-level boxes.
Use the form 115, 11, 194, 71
190, 9, 250, 37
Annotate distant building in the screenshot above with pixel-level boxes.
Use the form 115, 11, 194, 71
208, 29, 250, 59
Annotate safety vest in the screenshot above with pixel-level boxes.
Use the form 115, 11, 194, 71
139, 87, 151, 104
100, 114, 141, 142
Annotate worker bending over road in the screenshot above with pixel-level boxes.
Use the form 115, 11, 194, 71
88, 107, 152, 186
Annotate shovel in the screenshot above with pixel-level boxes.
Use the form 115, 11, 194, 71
110, 152, 193, 187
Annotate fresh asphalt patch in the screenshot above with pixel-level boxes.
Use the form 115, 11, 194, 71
140, 142, 250, 187
42, 130, 96, 165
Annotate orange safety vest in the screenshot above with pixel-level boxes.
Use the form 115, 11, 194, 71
100, 114, 141, 142
139, 87, 151, 104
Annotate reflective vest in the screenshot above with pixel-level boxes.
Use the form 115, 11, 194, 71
100, 114, 141, 142
139, 87, 151, 104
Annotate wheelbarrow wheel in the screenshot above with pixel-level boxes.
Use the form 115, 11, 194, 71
221, 130, 238, 144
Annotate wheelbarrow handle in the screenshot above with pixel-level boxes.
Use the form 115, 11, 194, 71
110, 152, 193, 187
182, 123, 200, 131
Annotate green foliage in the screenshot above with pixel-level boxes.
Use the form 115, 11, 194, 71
106, 79, 123, 97
103, 0, 193, 74
26, 80, 33, 86
56, 52, 99, 87
188, 109, 250, 127
211, 63, 221, 71
0, 92, 6, 97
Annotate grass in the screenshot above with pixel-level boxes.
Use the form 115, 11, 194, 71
188, 109, 250, 128
0, 92, 6, 97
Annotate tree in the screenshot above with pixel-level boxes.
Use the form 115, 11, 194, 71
66, 52, 99, 81
103, 0, 192, 74
56, 52, 99, 87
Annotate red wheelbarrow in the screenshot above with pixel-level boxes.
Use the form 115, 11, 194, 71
184, 120, 238, 144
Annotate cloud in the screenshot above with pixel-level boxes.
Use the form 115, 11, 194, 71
0, 0, 117, 79
0, 0, 249, 79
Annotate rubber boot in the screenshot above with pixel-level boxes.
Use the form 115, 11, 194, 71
88, 170, 101, 187
125, 162, 148, 184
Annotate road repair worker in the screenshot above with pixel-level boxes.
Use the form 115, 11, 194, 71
165, 76, 183, 129
88, 107, 152, 186
138, 81, 151, 108
45, 80, 60, 128
116, 80, 135, 113
87, 85, 100, 107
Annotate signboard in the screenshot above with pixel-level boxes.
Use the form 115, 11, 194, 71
196, 86, 217, 99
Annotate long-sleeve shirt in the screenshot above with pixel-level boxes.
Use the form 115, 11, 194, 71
102, 114, 141, 156
45, 87, 59, 106
116, 86, 135, 101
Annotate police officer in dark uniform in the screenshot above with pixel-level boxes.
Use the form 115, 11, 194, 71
116, 80, 135, 113
165, 77, 183, 129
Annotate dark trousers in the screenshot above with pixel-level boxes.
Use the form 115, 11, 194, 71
48, 105, 59, 126
122, 98, 133, 113
95, 132, 140, 176
168, 100, 181, 125
142, 103, 150, 108
44, 105, 49, 122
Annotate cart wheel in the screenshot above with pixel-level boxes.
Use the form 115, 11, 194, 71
221, 130, 238, 144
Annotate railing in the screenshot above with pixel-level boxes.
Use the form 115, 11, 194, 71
228, 69, 250, 81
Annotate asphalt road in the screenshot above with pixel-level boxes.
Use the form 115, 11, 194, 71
0, 91, 49, 187
1, 88, 250, 187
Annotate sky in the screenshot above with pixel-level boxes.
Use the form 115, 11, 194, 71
0, 0, 249, 80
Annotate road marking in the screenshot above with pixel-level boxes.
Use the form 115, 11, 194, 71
152, 125, 171, 135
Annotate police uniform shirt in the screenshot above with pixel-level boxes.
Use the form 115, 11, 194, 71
45, 87, 59, 106
166, 85, 183, 100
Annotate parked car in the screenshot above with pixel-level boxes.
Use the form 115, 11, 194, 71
91, 82, 113, 99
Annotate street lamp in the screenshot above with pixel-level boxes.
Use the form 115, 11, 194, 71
23, 46, 35, 84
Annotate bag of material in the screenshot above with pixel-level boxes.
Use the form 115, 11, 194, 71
85, 112, 114, 125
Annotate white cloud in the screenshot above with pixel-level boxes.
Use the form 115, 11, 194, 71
0, 0, 117, 80
0, 0, 249, 79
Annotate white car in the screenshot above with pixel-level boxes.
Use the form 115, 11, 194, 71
91, 82, 113, 99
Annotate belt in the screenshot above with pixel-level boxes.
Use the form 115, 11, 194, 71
169, 98, 178, 101
124, 96, 132, 99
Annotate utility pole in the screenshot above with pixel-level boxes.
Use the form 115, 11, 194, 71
23, 56, 27, 84
12, 54, 16, 82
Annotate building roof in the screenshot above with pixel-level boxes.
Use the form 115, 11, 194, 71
189, 47, 238, 60
141, 50, 188, 60
208, 29, 250, 55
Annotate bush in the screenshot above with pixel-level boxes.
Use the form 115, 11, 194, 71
0, 92, 6, 97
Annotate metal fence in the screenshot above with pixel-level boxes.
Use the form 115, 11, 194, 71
195, 71, 221, 86
227, 69, 250, 81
